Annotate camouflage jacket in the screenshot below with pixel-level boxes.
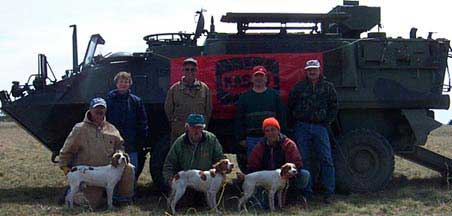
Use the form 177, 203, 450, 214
287, 79, 338, 126
162, 130, 225, 183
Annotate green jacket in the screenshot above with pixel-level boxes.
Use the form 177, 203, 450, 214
162, 130, 225, 182
288, 79, 338, 127
235, 88, 284, 140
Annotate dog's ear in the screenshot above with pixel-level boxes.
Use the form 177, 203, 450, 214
174, 173, 180, 181
212, 160, 221, 169
213, 159, 229, 174
124, 153, 130, 165
112, 153, 120, 167
280, 163, 290, 177
209, 169, 216, 177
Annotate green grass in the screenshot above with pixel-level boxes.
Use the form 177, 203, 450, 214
1, 122, 452, 215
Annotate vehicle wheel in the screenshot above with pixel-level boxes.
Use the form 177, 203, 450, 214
150, 134, 170, 189
334, 129, 394, 193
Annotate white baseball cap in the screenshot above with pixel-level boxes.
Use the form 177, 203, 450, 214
304, 59, 321, 70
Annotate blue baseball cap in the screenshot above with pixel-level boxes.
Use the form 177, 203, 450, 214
186, 114, 205, 126
90, 97, 107, 109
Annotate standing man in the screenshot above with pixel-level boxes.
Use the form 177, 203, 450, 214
106, 71, 149, 180
235, 66, 284, 157
59, 97, 135, 208
165, 57, 212, 144
247, 117, 310, 208
287, 59, 338, 204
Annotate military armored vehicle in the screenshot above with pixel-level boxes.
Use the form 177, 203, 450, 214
1, 1, 451, 193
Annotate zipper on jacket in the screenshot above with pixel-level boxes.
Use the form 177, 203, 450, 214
96, 126, 101, 138
189, 142, 199, 169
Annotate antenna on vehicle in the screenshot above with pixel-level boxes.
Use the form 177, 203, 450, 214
210, 16, 215, 33
69, 25, 79, 74
410, 27, 417, 39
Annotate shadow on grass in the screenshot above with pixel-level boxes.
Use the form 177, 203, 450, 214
0, 185, 66, 205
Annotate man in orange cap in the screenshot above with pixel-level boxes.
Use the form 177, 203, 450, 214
247, 117, 310, 209
235, 65, 284, 159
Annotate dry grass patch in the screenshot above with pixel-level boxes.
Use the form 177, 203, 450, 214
1, 123, 452, 215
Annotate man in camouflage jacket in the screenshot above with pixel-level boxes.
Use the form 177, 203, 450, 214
287, 59, 338, 204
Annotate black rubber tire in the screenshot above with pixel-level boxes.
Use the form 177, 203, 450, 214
149, 134, 170, 189
334, 129, 395, 193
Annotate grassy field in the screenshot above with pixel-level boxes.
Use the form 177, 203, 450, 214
0, 122, 452, 215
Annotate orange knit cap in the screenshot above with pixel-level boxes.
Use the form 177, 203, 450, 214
262, 117, 281, 131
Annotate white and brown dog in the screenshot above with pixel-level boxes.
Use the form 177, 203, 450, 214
168, 158, 234, 214
65, 151, 130, 209
237, 163, 298, 211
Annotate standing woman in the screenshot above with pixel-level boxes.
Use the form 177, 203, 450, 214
106, 71, 149, 180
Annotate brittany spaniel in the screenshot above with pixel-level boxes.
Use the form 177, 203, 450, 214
168, 158, 234, 214
65, 151, 130, 209
237, 163, 298, 211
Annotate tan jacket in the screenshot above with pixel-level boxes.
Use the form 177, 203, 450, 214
59, 110, 134, 208
164, 79, 212, 142
59, 111, 124, 168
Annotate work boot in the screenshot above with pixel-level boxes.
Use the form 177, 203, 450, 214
303, 191, 313, 202
299, 196, 308, 209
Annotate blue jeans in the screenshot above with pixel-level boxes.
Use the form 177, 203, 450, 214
294, 122, 335, 197
255, 168, 310, 209
246, 136, 262, 157
128, 152, 138, 175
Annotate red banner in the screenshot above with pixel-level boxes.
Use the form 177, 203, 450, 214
170, 53, 323, 119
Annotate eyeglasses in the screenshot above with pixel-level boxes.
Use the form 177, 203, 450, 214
183, 68, 197, 72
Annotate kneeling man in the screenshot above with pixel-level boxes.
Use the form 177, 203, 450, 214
247, 117, 310, 208
163, 114, 225, 184
59, 97, 134, 209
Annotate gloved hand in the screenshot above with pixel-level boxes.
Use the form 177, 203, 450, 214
60, 166, 70, 175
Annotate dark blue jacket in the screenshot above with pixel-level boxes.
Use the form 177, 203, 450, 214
106, 89, 149, 152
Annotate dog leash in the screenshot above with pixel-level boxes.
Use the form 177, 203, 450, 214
215, 182, 227, 209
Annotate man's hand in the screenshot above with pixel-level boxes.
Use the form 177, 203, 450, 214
60, 166, 70, 175
239, 140, 247, 148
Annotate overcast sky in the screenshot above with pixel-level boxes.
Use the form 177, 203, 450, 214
1, 0, 451, 123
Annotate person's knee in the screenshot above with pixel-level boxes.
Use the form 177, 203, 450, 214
297, 169, 310, 189
319, 154, 334, 167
